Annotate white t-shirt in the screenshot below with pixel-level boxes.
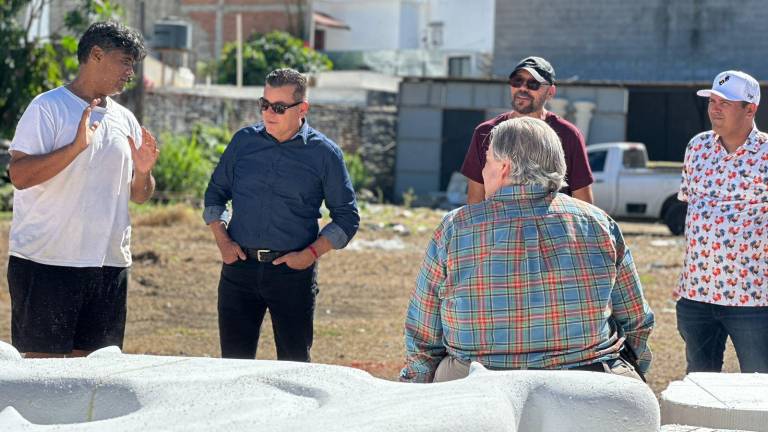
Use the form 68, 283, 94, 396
9, 86, 141, 268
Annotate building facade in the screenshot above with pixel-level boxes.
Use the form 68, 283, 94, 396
316, 0, 495, 77
493, 0, 768, 82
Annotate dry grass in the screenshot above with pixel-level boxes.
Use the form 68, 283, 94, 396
0, 204, 740, 395
132, 204, 199, 227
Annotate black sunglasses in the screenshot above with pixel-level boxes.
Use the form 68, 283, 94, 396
258, 97, 302, 115
508, 77, 549, 91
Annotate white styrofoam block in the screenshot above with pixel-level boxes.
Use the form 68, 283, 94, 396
661, 425, 754, 432
0, 340, 21, 361
0, 352, 660, 431
661, 373, 768, 432
86, 345, 123, 358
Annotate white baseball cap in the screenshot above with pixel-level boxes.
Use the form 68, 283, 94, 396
697, 70, 760, 105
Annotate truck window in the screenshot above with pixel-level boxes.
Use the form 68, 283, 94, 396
588, 150, 607, 172
622, 148, 647, 168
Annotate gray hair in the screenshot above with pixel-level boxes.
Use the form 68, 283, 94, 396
488, 117, 566, 192
265, 68, 307, 102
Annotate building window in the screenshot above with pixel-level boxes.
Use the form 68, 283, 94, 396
448, 56, 471, 77
314, 29, 325, 50
428, 21, 443, 47
588, 150, 607, 172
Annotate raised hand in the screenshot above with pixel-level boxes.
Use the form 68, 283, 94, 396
73, 98, 101, 152
128, 126, 160, 174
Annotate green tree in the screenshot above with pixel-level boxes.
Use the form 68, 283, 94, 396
217, 31, 332, 86
0, 0, 124, 139
63, 0, 123, 35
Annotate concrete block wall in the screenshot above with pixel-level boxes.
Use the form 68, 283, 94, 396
493, 0, 768, 82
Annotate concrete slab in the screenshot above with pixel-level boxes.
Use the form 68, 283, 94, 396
661, 373, 768, 432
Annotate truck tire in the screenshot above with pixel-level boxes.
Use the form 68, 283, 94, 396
663, 200, 687, 236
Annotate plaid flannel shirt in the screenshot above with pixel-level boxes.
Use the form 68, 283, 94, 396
400, 185, 654, 383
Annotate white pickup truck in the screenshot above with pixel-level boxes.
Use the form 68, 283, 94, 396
587, 142, 686, 235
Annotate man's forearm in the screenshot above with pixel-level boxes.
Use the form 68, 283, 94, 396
209, 219, 231, 244
9, 146, 83, 190
131, 171, 155, 203
571, 185, 594, 204
307, 235, 333, 257
466, 179, 485, 204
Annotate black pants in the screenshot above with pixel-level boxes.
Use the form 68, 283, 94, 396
7, 256, 128, 353
217, 259, 317, 361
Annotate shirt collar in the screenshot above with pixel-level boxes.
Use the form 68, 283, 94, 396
260, 119, 310, 144
292, 119, 310, 144
489, 184, 555, 203
714, 125, 766, 154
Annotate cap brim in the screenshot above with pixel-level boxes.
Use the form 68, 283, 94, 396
519, 67, 548, 84
510, 66, 549, 83
696, 89, 737, 101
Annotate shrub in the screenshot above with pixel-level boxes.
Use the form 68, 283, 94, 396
0, 183, 13, 212
153, 124, 232, 201
343, 151, 371, 192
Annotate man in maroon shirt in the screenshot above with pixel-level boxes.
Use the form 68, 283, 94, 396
461, 56, 594, 204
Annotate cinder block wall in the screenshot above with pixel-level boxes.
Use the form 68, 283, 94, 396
493, 0, 768, 82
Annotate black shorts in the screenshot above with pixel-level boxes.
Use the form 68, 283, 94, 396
7, 256, 129, 354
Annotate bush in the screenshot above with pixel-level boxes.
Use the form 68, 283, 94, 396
0, 183, 13, 212
343, 151, 370, 192
217, 31, 332, 86
153, 124, 231, 201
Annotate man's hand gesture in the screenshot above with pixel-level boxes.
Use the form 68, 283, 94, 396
128, 127, 159, 174
73, 98, 101, 153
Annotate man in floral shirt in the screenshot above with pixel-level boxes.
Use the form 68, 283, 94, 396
676, 70, 768, 373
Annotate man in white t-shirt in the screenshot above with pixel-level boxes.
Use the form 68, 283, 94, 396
6, 21, 159, 358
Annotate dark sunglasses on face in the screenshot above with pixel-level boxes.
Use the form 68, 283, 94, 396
508, 77, 549, 91
258, 97, 302, 115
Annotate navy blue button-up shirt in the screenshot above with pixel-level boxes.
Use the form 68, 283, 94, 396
203, 121, 359, 251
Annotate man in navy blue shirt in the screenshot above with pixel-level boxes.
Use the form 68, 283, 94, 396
203, 68, 359, 361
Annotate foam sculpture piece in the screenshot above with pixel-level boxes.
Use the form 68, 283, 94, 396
0, 341, 659, 431
661, 372, 768, 431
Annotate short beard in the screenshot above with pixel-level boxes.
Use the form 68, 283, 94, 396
513, 93, 546, 115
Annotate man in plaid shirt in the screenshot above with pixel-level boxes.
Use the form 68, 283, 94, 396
400, 117, 654, 383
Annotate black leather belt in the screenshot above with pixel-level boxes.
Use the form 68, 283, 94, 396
244, 249, 288, 262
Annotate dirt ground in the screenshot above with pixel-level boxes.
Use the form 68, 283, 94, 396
0, 203, 740, 395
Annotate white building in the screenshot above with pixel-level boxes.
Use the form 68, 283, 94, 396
312, 0, 495, 77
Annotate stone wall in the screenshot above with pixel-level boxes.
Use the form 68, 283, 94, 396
140, 88, 398, 199
493, 0, 768, 82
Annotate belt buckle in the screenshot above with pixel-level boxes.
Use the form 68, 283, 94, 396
256, 249, 271, 262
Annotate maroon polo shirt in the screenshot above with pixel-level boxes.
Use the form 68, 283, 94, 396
460, 111, 594, 195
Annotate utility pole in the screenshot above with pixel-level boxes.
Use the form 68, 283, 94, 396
236, 13, 243, 87
136, 0, 146, 123
305, 0, 314, 48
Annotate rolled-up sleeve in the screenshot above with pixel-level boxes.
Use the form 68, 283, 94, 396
203, 133, 238, 225
610, 223, 655, 374
400, 217, 451, 383
321, 147, 360, 249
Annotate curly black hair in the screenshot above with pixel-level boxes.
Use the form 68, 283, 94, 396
77, 21, 147, 64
